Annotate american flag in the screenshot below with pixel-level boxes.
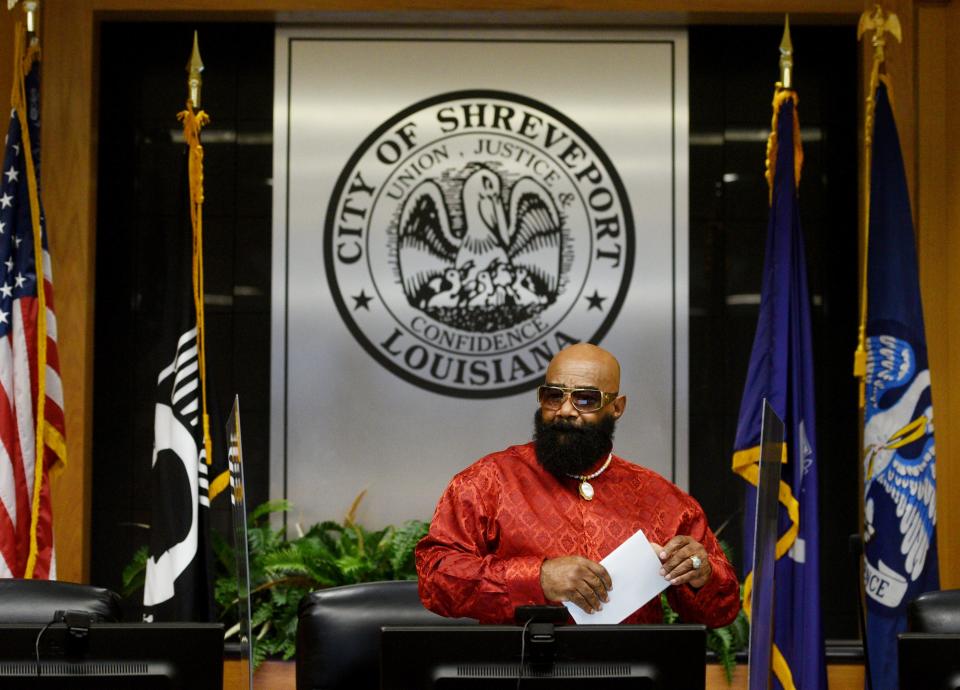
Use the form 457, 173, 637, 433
0, 46, 66, 580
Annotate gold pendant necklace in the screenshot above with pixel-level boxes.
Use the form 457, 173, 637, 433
567, 453, 612, 501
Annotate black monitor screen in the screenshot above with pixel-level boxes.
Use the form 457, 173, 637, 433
898, 633, 960, 690
0, 622, 223, 689
381, 624, 707, 689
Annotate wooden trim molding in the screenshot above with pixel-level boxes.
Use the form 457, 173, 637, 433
223, 659, 865, 689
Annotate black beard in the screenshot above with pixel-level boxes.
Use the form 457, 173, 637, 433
533, 410, 615, 478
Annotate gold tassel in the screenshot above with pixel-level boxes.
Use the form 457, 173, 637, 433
177, 104, 214, 471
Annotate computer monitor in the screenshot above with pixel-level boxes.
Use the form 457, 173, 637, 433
898, 633, 960, 690
381, 623, 707, 689
0, 621, 223, 688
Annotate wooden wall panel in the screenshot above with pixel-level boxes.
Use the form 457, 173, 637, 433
923, 2, 960, 590
916, 5, 947, 586
28, 0, 956, 593
874, 0, 917, 207
0, 12, 13, 119
41, 2, 96, 584
901, 1, 960, 591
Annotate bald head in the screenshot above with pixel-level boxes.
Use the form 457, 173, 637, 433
545, 343, 621, 395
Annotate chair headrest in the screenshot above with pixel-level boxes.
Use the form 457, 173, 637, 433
296, 580, 474, 690
908, 589, 960, 633
0, 579, 122, 624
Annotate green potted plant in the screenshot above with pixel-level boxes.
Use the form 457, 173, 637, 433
123, 492, 429, 669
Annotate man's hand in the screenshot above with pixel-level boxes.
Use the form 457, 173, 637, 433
540, 556, 612, 614
651, 536, 712, 589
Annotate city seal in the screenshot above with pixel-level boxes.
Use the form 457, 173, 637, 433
325, 90, 634, 397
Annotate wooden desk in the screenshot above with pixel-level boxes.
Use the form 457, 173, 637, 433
705, 663, 865, 688
224, 659, 866, 689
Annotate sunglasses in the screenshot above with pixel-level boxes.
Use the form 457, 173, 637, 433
537, 385, 619, 413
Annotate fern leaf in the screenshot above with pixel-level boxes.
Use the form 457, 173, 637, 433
707, 626, 735, 683
730, 610, 750, 650
280, 638, 297, 660
388, 520, 429, 577
335, 553, 370, 580
262, 545, 310, 576
120, 546, 149, 597
659, 593, 680, 625
250, 603, 274, 628
250, 638, 268, 671
250, 499, 293, 524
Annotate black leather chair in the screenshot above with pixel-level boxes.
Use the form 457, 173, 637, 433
295, 580, 475, 690
0, 578, 122, 623
907, 588, 960, 632
899, 589, 960, 687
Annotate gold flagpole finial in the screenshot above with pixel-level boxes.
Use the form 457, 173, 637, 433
186, 30, 204, 109
858, 5, 902, 67
23, 1, 37, 35
8, 1, 38, 37
779, 14, 794, 90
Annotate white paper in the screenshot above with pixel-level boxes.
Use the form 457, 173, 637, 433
564, 528, 670, 625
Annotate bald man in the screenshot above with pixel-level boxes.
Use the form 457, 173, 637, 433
416, 344, 741, 627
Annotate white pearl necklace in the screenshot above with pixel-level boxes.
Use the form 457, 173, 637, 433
566, 452, 613, 501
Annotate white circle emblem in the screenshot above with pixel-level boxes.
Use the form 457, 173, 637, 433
325, 90, 634, 398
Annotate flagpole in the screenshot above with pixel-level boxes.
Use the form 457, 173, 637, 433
741, 18, 811, 690
854, 6, 902, 408
187, 30, 202, 109
180, 32, 214, 475
854, 9, 902, 690
779, 14, 793, 90
22, 0, 36, 37
142, 30, 221, 621
11, 0, 54, 580
763, 19, 802, 207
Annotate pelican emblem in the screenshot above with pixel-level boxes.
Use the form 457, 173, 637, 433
863, 334, 937, 586
395, 165, 562, 332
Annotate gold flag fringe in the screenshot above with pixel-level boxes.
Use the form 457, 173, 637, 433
765, 89, 803, 205
177, 103, 215, 490
13, 21, 64, 579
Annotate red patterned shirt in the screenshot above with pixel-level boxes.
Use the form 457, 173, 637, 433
416, 442, 741, 627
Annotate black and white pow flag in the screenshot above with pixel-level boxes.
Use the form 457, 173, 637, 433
143, 325, 215, 622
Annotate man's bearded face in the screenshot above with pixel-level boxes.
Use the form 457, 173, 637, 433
533, 409, 616, 477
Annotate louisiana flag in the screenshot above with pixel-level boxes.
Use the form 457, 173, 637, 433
142, 95, 228, 620
859, 79, 939, 690
731, 89, 826, 690
0, 24, 66, 580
